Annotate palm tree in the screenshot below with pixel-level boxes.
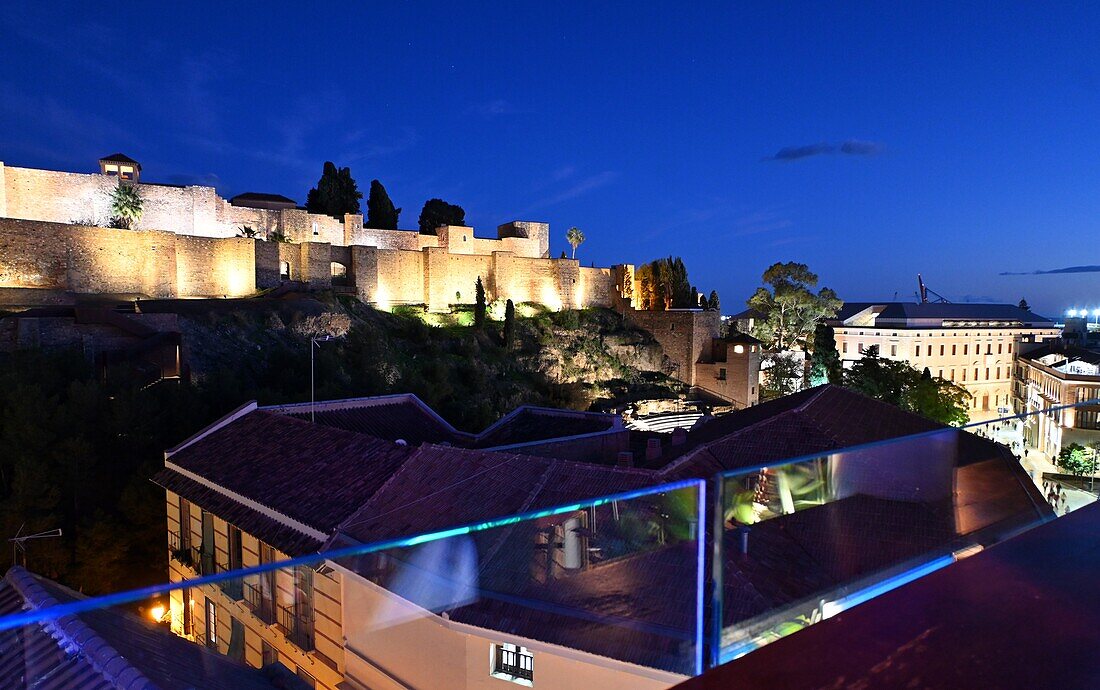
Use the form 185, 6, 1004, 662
566, 226, 585, 259
109, 181, 144, 229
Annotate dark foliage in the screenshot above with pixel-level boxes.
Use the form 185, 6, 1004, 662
418, 198, 465, 234
474, 277, 487, 329
306, 161, 363, 218
366, 179, 400, 230
502, 299, 516, 347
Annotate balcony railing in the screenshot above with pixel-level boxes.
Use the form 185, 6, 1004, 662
168, 532, 194, 567
277, 602, 315, 651
243, 581, 276, 625
494, 645, 534, 681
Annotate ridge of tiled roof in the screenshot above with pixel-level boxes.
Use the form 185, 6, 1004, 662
160, 409, 415, 536
99, 152, 140, 165
659, 385, 944, 480
474, 405, 621, 448
264, 394, 472, 446
5, 566, 154, 689
2, 567, 298, 689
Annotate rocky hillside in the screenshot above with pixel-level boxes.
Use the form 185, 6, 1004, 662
160, 294, 686, 431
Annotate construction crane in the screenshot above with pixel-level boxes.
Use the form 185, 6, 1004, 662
917, 274, 950, 304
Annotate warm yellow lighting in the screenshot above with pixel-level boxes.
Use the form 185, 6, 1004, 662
373, 281, 392, 312
734, 344, 745, 354
540, 283, 563, 311
149, 604, 166, 622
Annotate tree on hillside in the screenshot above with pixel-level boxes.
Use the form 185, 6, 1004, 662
366, 179, 401, 229
474, 277, 486, 329
748, 262, 842, 351
109, 181, 143, 229
502, 299, 516, 347
418, 198, 465, 234
843, 346, 970, 426
636, 257, 692, 310
566, 226, 586, 259
1019, 298, 1030, 311
808, 323, 842, 386
306, 162, 363, 218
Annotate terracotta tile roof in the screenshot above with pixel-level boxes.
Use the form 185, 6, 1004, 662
0, 567, 294, 689
156, 409, 414, 540
266, 395, 470, 446
675, 503, 1100, 690
332, 445, 660, 546
474, 407, 619, 448
440, 495, 957, 675
658, 385, 946, 479
99, 152, 140, 167
151, 470, 323, 556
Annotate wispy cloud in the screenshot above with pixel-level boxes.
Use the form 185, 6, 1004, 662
470, 99, 521, 117
525, 170, 618, 210
1000, 265, 1100, 276
732, 209, 794, 236
839, 139, 883, 155
763, 139, 884, 161
766, 142, 835, 161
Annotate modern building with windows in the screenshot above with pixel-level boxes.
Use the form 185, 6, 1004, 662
829, 302, 1060, 421
1014, 342, 1100, 459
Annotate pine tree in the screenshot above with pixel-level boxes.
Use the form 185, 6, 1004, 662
306, 162, 362, 217
708, 290, 720, 312
418, 199, 465, 234
366, 179, 400, 229
691, 287, 699, 308
1019, 298, 1030, 311
474, 277, 486, 329
502, 299, 516, 347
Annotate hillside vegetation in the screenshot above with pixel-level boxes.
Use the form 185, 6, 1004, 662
176, 296, 684, 430
0, 296, 684, 595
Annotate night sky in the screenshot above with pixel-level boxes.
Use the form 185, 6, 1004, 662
3, 2, 1099, 316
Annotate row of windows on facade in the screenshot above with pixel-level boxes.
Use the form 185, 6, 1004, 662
843, 341, 1013, 358
174, 497, 317, 654
178, 589, 318, 688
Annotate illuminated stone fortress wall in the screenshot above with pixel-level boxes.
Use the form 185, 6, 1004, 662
0, 159, 614, 310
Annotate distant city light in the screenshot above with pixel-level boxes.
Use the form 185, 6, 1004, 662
1067, 309, 1078, 317
1092, 309, 1100, 317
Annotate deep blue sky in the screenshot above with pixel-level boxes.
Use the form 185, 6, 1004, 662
3, 2, 1100, 316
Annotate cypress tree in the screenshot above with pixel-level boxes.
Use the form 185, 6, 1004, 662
708, 290, 720, 312
502, 299, 516, 347
366, 179, 400, 229
474, 277, 486, 329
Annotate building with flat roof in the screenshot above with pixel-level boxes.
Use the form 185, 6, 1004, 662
829, 302, 1061, 421
1014, 341, 1100, 458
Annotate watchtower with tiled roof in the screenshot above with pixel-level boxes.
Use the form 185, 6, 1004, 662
98, 152, 141, 181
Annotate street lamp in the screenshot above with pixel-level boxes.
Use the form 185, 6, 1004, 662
311, 335, 336, 423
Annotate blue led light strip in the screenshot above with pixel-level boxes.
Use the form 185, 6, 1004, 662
0, 478, 704, 633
